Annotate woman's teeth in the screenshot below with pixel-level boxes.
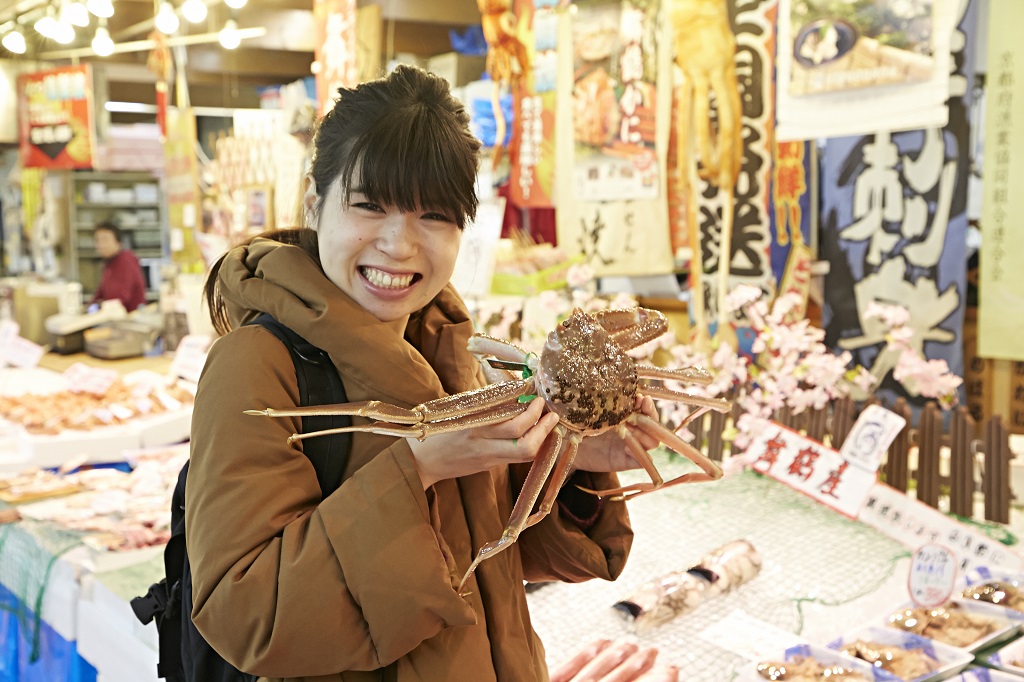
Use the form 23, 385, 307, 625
362, 267, 414, 289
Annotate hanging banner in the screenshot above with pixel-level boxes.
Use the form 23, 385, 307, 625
510, 0, 557, 208
17, 64, 95, 170
164, 107, 205, 274
314, 0, 358, 115
555, 1, 672, 276
821, 0, 977, 400
769, 140, 815, 293
689, 0, 778, 321
570, 0, 659, 202
978, 0, 1024, 361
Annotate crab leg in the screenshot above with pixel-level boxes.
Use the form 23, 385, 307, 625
468, 334, 530, 383
524, 431, 583, 530
458, 425, 567, 594
246, 379, 533, 423
636, 364, 713, 386
640, 384, 731, 413
580, 414, 722, 501
604, 310, 671, 351
285, 401, 530, 444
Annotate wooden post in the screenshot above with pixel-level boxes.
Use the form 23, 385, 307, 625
983, 416, 1012, 524
948, 407, 976, 518
884, 398, 911, 493
831, 397, 857, 450
707, 410, 727, 462
916, 402, 942, 509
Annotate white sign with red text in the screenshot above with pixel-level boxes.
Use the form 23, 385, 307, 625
747, 426, 877, 519
0, 320, 44, 368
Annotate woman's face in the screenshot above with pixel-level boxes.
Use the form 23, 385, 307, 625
313, 177, 462, 323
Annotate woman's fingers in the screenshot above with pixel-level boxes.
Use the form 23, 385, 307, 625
601, 647, 658, 682
549, 640, 612, 682
570, 641, 639, 681
636, 665, 679, 681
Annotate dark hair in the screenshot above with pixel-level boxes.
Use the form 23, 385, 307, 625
309, 64, 481, 229
94, 220, 122, 242
203, 66, 480, 335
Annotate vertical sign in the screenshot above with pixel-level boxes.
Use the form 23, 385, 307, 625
165, 107, 204, 274
979, 0, 1024, 361
510, 0, 556, 208
314, 0, 358, 115
821, 0, 977, 401
17, 64, 95, 170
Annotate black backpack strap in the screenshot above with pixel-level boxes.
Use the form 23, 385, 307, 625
248, 313, 352, 497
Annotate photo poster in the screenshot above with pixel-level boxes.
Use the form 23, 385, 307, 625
978, 0, 1024, 361
570, 0, 660, 203
820, 0, 978, 404
510, 0, 557, 208
555, 1, 673, 277
769, 140, 815, 297
314, 0, 358, 115
788, 0, 936, 97
17, 64, 96, 170
689, 0, 778, 324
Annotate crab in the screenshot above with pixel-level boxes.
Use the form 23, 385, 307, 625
247, 307, 729, 592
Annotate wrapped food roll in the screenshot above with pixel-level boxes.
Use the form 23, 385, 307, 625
614, 540, 762, 631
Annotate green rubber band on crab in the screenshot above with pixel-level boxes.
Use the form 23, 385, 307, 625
517, 394, 538, 403
521, 352, 537, 379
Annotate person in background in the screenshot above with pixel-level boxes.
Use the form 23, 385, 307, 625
90, 220, 146, 311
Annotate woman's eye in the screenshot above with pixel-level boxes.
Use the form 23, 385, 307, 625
353, 202, 384, 213
423, 212, 454, 223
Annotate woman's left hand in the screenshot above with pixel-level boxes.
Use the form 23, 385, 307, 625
568, 395, 660, 474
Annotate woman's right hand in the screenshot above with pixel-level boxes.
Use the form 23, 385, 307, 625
406, 396, 560, 489
550, 640, 679, 682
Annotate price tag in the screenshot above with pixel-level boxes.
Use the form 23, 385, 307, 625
170, 335, 212, 384
4, 335, 44, 368
908, 543, 958, 609
63, 362, 119, 396
839, 404, 907, 472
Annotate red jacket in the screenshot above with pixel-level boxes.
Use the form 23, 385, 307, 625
92, 249, 147, 311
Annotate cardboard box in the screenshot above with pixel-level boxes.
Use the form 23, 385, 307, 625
427, 52, 487, 88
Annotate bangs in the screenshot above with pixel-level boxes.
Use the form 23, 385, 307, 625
340, 105, 479, 228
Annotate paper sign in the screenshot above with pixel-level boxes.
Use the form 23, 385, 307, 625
858, 482, 1024, 573
909, 543, 958, 609
63, 362, 119, 396
4, 336, 45, 369
838, 405, 907, 472
747, 426, 877, 518
697, 610, 807, 661
169, 334, 212, 384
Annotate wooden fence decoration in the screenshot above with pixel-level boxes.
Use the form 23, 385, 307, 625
694, 397, 1015, 524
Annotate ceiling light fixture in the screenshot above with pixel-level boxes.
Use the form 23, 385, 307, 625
2, 29, 27, 53
66, 1, 90, 27
86, 0, 114, 19
181, 0, 206, 23
223, 0, 246, 10
91, 24, 112, 55
154, 1, 178, 34
218, 17, 239, 49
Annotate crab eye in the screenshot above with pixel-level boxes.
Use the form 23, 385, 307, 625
561, 319, 570, 328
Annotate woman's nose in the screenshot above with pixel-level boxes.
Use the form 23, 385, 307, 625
376, 213, 418, 258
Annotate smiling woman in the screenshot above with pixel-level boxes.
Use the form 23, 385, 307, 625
187, 64, 648, 682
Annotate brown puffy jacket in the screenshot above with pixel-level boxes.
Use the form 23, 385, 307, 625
187, 238, 633, 681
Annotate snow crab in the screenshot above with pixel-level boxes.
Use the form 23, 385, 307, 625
247, 307, 729, 591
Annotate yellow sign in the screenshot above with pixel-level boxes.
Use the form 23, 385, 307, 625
978, 0, 1024, 360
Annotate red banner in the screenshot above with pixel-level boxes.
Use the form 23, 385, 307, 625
17, 64, 95, 170
314, 0, 358, 115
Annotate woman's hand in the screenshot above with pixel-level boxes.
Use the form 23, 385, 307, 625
407, 396, 559, 489
570, 395, 661, 474
550, 640, 679, 682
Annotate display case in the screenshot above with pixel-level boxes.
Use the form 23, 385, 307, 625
66, 170, 167, 304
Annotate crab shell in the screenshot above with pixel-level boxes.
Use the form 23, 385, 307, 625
533, 309, 638, 435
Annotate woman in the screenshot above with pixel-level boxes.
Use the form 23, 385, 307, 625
189, 65, 663, 681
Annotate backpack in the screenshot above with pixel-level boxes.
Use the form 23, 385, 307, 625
130, 313, 352, 682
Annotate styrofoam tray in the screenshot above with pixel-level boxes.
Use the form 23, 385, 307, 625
739, 643, 900, 681
827, 625, 974, 682
882, 600, 1021, 653
949, 668, 1024, 681
987, 636, 1024, 677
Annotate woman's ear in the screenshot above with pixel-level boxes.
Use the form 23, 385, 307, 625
302, 175, 318, 230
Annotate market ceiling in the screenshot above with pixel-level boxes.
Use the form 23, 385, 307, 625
0, 0, 479, 114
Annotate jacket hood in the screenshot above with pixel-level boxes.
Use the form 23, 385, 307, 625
216, 237, 481, 407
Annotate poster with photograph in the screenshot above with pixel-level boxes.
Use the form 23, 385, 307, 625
789, 0, 935, 96
17, 64, 95, 170
571, 0, 659, 202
